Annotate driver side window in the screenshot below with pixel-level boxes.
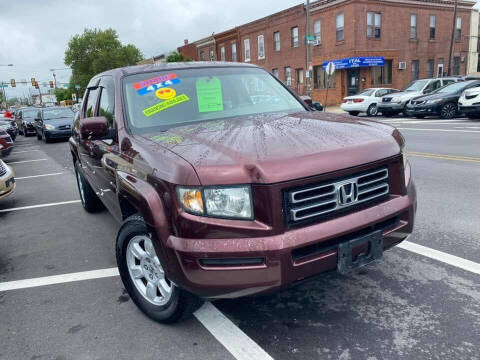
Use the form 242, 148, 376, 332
424, 80, 441, 93
84, 87, 100, 118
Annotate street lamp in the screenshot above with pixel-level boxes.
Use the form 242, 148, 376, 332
49, 67, 71, 89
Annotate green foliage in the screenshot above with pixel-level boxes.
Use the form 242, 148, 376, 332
54, 87, 72, 102
64, 28, 143, 94
166, 52, 192, 62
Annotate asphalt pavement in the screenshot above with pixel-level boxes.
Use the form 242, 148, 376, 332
0, 115, 479, 360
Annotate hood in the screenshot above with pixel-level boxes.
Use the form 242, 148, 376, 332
384, 90, 420, 100
138, 112, 401, 185
44, 117, 73, 127
411, 91, 458, 103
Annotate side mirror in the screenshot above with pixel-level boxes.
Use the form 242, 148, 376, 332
80, 116, 109, 140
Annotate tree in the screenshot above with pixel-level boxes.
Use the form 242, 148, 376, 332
54, 87, 72, 102
64, 28, 143, 94
166, 51, 192, 62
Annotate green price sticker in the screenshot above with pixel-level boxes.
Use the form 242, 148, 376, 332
196, 77, 223, 113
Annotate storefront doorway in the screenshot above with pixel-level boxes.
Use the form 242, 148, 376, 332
347, 68, 360, 96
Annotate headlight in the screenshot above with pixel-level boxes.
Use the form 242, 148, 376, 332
177, 186, 253, 219
391, 97, 402, 103
44, 124, 55, 130
426, 99, 442, 104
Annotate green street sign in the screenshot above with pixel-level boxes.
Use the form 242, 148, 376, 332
0, 84, 8, 88
306, 35, 316, 41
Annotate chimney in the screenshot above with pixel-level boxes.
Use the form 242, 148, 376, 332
184, 39, 188, 45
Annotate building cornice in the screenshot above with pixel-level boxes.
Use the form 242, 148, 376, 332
310, 0, 476, 12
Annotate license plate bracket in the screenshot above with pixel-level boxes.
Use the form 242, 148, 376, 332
337, 230, 383, 274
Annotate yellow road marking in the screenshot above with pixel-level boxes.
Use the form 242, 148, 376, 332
407, 152, 480, 163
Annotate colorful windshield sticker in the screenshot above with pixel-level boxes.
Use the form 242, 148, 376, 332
133, 73, 177, 90
156, 87, 176, 100
142, 94, 189, 117
137, 78, 181, 96
196, 77, 223, 113
150, 135, 184, 145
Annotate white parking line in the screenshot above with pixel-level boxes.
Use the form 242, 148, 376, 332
398, 241, 480, 275
5, 158, 48, 165
398, 127, 480, 133
194, 302, 273, 360
0, 200, 81, 213
10, 149, 42, 154
15, 172, 64, 180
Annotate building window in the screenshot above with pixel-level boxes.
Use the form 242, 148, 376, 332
313, 65, 336, 89
285, 66, 292, 85
244, 38, 250, 62
456, 17, 462, 40
336, 13, 344, 41
411, 60, 419, 80
427, 59, 435, 78
258, 35, 265, 59
200, 50, 205, 61
367, 12, 381, 38
220, 46, 225, 61
313, 20, 321, 44
209, 48, 214, 61
272, 68, 279, 78
430, 15, 436, 40
410, 14, 417, 39
273, 32, 280, 51
437, 58, 444, 77
371, 60, 392, 85
232, 43, 237, 62
291, 27, 299, 47
453, 57, 460, 75
296, 68, 304, 84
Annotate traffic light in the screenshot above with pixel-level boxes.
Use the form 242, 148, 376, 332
31, 78, 36, 86
10, 79, 16, 88
34, 81, 39, 89
49, 81, 54, 88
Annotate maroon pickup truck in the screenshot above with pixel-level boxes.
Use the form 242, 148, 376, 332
70, 62, 416, 323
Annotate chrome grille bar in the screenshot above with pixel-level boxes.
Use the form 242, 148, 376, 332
285, 167, 390, 224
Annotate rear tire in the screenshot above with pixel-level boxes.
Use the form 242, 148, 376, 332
348, 111, 359, 116
74, 162, 104, 212
440, 102, 457, 119
116, 215, 203, 323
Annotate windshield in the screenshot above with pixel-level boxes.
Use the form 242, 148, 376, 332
43, 108, 73, 120
403, 80, 429, 91
123, 67, 305, 133
357, 89, 375, 96
436, 81, 475, 94
23, 109, 37, 119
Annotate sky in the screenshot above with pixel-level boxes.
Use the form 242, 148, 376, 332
0, 0, 298, 100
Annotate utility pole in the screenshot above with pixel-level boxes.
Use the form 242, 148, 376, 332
447, 0, 458, 76
306, 0, 312, 97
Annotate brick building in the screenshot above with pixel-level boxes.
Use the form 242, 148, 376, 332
178, 0, 478, 105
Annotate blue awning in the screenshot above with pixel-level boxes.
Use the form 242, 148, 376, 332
322, 57, 385, 70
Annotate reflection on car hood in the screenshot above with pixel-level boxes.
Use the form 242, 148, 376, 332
384, 91, 421, 99
138, 111, 400, 185
44, 117, 74, 127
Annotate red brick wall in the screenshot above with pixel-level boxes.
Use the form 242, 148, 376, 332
177, 43, 197, 61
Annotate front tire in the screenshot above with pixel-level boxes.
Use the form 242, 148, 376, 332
74, 162, 104, 212
440, 103, 457, 119
366, 104, 378, 117
116, 215, 202, 323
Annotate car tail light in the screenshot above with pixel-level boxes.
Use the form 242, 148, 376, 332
353, 99, 364, 103
342, 99, 348, 103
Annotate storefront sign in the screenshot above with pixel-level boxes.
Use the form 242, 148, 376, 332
322, 57, 385, 70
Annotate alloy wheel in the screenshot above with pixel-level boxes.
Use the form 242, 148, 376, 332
126, 235, 173, 306
441, 103, 456, 119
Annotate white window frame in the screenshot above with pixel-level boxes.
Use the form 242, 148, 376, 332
272, 68, 279, 78
291, 27, 299, 47
220, 46, 225, 61
244, 38, 250, 62
258, 34, 265, 60
456, 17, 462, 40
313, 20, 321, 44
273, 32, 280, 51
336, 14, 344, 41
410, 14, 417, 39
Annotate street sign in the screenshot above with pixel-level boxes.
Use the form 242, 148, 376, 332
306, 35, 316, 41
75, 85, 81, 90
0, 84, 8, 88
307, 40, 317, 45
326, 62, 336, 76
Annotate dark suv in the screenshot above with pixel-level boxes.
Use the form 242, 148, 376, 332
70, 62, 416, 323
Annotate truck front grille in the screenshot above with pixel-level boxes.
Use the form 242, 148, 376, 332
284, 167, 390, 226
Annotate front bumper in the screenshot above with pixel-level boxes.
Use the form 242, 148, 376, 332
340, 102, 369, 112
406, 103, 441, 116
45, 129, 72, 139
459, 105, 480, 114
0, 169, 15, 200
164, 176, 417, 299
378, 102, 405, 113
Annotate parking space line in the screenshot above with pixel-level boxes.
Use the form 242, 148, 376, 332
5, 159, 48, 165
10, 149, 42, 154
15, 172, 64, 180
398, 127, 480, 133
194, 302, 274, 360
0, 200, 81, 213
406, 151, 480, 163
398, 241, 480, 275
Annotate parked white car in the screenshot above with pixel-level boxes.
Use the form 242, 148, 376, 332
341, 88, 399, 116
458, 86, 480, 119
